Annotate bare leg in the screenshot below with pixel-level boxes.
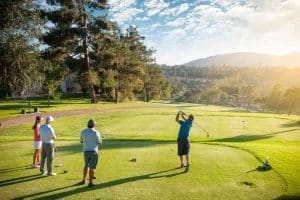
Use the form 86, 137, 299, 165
180, 155, 183, 166
186, 154, 189, 165
33, 150, 38, 165
89, 169, 94, 184
82, 166, 88, 182
184, 154, 190, 172
37, 149, 41, 164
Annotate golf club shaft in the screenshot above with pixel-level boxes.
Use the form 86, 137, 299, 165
193, 120, 210, 136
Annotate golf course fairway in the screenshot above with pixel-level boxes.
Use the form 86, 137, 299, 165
0, 101, 299, 199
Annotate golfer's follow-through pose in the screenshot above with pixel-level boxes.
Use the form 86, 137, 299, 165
80, 119, 102, 187
40, 116, 56, 176
176, 111, 194, 172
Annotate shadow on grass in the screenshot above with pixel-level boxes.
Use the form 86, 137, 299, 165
14, 167, 184, 200
0, 165, 32, 173
246, 167, 272, 173
57, 140, 175, 154
275, 194, 300, 200
0, 104, 24, 111
0, 103, 57, 110
150, 101, 202, 107
207, 129, 299, 143
281, 121, 300, 128
0, 174, 46, 187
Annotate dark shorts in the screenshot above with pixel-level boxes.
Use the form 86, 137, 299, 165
84, 151, 99, 169
177, 138, 190, 156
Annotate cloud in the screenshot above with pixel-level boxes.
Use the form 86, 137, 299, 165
165, 28, 186, 40
107, 0, 300, 65
150, 23, 162, 29
160, 3, 190, 16
136, 16, 150, 21
108, 0, 136, 12
165, 17, 186, 27
108, 0, 143, 24
111, 7, 143, 24
144, 0, 169, 16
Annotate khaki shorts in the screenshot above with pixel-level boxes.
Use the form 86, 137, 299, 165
84, 151, 99, 169
34, 141, 42, 149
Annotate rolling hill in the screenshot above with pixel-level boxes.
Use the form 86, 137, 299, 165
183, 52, 300, 67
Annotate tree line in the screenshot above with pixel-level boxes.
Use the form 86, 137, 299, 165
163, 66, 300, 114
0, 0, 171, 103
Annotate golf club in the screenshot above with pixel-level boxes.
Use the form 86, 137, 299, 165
54, 146, 68, 174
179, 110, 210, 137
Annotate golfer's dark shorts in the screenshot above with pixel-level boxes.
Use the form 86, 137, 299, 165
177, 138, 190, 156
84, 151, 98, 169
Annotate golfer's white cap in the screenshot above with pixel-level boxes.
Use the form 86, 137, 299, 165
46, 116, 54, 123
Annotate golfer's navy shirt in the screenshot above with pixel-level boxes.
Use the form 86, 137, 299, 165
178, 119, 192, 139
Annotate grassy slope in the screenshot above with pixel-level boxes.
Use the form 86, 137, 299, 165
0, 101, 299, 199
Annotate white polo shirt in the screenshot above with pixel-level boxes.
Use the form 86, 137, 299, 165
39, 124, 56, 143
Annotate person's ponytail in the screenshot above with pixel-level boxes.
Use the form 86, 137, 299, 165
33, 116, 42, 129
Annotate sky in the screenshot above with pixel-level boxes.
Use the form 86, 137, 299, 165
107, 0, 300, 65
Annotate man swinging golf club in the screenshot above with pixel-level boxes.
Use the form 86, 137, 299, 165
79, 119, 102, 187
176, 111, 194, 172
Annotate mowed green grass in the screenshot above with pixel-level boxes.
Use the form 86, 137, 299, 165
0, 141, 285, 200
0, 101, 299, 199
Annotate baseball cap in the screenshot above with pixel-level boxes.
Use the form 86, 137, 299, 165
46, 116, 54, 123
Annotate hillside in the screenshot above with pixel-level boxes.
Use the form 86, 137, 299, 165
183, 52, 300, 67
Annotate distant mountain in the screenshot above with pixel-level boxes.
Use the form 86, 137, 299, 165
183, 52, 300, 67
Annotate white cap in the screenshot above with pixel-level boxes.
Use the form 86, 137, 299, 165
46, 116, 54, 123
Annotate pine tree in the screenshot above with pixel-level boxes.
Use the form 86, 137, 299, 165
41, 0, 108, 103
0, 0, 42, 97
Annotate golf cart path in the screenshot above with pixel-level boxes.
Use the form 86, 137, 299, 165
0, 105, 164, 127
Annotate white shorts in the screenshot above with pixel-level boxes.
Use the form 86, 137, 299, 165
34, 141, 42, 149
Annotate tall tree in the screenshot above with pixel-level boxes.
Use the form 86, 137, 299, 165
0, 0, 42, 97
265, 84, 284, 112
42, 0, 108, 103
284, 85, 300, 115
144, 64, 171, 101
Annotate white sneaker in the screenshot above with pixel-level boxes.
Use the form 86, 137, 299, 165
47, 172, 57, 176
41, 171, 47, 175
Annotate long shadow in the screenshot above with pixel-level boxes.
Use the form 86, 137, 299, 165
275, 194, 300, 200
15, 167, 184, 200
150, 101, 203, 108
0, 174, 46, 187
0, 165, 31, 173
207, 129, 299, 143
219, 109, 250, 113
281, 121, 300, 128
57, 140, 175, 154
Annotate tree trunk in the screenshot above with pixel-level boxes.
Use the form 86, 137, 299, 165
48, 87, 50, 108
115, 86, 118, 104
82, 14, 97, 104
144, 82, 148, 102
114, 63, 119, 104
